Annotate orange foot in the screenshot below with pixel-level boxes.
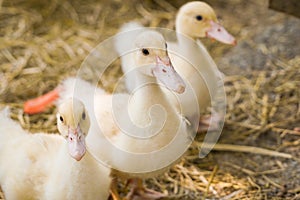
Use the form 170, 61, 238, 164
24, 88, 60, 114
125, 178, 166, 200
198, 110, 224, 133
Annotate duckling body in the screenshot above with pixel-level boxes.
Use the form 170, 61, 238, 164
92, 76, 190, 178
167, 1, 235, 120
0, 130, 59, 200
97, 30, 191, 199
0, 99, 111, 200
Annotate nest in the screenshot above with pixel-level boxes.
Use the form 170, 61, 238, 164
0, 0, 299, 199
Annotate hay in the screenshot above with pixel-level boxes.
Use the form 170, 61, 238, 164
224, 57, 300, 140
0, 0, 299, 199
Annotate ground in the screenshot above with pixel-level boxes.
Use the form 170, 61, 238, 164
0, 0, 299, 199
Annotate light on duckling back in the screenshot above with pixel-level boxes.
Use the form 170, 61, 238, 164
57, 98, 90, 161
176, 1, 236, 45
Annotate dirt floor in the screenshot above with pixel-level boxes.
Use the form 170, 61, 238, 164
0, 0, 299, 199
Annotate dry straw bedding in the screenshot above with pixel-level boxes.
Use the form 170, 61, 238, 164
0, 0, 299, 199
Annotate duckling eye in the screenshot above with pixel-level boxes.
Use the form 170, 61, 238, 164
59, 116, 64, 122
195, 15, 203, 21
82, 112, 86, 120
142, 48, 150, 56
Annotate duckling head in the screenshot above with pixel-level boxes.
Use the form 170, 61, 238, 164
57, 98, 90, 161
133, 30, 186, 93
176, 1, 236, 45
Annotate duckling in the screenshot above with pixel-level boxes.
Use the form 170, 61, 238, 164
92, 30, 192, 200
0, 98, 111, 200
166, 1, 236, 130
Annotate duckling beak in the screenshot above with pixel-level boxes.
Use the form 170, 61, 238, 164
67, 125, 86, 161
206, 20, 236, 45
152, 56, 186, 94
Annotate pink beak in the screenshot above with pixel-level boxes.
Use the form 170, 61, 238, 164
67, 126, 86, 161
206, 20, 236, 45
152, 56, 185, 94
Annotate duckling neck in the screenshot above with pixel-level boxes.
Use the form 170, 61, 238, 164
176, 19, 195, 40
128, 73, 177, 127
177, 32, 197, 53
174, 33, 203, 78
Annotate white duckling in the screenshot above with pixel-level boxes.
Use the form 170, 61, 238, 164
23, 30, 192, 200
1, 98, 111, 200
167, 1, 236, 118
92, 30, 191, 199
117, 1, 236, 131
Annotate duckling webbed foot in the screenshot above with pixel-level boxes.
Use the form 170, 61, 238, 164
125, 178, 166, 200
198, 110, 224, 133
110, 177, 122, 200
